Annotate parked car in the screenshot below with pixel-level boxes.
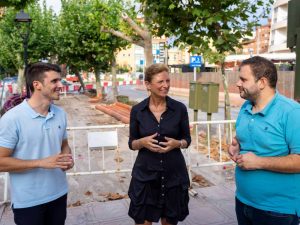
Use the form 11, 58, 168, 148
61, 79, 72, 86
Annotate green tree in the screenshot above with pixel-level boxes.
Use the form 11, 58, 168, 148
140, 0, 274, 120
0, 1, 57, 91
100, 0, 154, 67
57, 0, 128, 98
0, 0, 34, 9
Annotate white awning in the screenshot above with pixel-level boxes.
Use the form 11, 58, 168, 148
225, 53, 296, 62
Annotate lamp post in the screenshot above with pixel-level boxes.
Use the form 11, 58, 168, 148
15, 10, 31, 96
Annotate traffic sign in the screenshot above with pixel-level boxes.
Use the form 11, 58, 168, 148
140, 59, 144, 65
190, 56, 202, 67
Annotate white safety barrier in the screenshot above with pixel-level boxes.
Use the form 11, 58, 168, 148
59, 80, 142, 96
189, 120, 236, 168
66, 124, 133, 176
0, 172, 8, 204
0, 120, 236, 203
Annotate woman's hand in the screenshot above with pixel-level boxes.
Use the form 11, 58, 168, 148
157, 137, 180, 153
139, 133, 162, 152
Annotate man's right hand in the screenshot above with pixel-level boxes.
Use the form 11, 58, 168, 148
39, 153, 73, 170
228, 137, 240, 162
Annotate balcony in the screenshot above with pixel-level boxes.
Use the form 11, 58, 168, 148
271, 18, 287, 30
269, 41, 289, 52
274, 0, 289, 8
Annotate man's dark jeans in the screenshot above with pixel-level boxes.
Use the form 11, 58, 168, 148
235, 198, 298, 225
12, 194, 67, 225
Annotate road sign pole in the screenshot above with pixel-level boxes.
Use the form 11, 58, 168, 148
193, 67, 196, 81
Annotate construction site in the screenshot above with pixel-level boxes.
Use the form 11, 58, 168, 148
0, 87, 239, 224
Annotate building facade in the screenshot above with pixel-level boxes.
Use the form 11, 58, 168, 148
241, 19, 271, 56
269, 0, 290, 53
116, 37, 191, 72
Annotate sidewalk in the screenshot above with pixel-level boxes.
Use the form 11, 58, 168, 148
0, 182, 237, 225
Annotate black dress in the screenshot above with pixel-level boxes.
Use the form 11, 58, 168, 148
128, 96, 191, 224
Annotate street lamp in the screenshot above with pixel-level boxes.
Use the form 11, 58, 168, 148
15, 10, 31, 96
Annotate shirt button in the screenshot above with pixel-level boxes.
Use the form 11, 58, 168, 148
160, 160, 163, 163
251, 119, 254, 122
162, 185, 165, 188
158, 125, 160, 127
161, 117, 163, 120
162, 176, 164, 179
162, 193, 165, 196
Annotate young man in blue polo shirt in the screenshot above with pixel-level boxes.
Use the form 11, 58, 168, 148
0, 62, 74, 225
229, 56, 300, 225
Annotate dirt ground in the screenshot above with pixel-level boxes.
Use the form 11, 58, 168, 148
55, 94, 132, 206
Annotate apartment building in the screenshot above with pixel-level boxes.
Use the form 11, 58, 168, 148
116, 37, 191, 72
269, 0, 290, 53
241, 19, 271, 55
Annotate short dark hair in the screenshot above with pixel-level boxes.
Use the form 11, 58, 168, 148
144, 63, 169, 82
240, 56, 277, 88
26, 62, 61, 92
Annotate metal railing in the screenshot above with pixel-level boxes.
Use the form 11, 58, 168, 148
0, 120, 236, 203
0, 173, 8, 204
66, 124, 132, 176
190, 120, 236, 168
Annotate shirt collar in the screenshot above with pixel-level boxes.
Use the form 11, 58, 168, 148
23, 100, 55, 119
259, 91, 278, 116
244, 91, 278, 116
140, 96, 175, 111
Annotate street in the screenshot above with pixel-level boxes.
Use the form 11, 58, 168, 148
115, 85, 240, 121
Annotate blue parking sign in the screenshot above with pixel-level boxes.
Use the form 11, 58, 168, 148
190, 56, 202, 67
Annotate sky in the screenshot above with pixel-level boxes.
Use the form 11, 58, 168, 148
44, 0, 61, 14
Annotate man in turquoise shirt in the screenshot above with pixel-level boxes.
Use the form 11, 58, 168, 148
0, 62, 74, 225
229, 56, 300, 225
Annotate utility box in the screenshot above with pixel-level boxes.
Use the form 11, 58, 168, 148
189, 82, 202, 110
189, 82, 219, 113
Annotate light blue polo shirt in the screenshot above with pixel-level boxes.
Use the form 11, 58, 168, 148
235, 92, 300, 215
0, 100, 68, 208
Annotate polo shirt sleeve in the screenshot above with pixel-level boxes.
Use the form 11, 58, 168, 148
285, 108, 300, 154
0, 114, 18, 150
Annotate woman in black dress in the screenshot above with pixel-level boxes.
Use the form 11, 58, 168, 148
128, 63, 191, 225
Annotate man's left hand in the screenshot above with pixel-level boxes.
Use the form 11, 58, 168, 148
236, 152, 262, 170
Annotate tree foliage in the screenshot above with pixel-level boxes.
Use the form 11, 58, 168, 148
99, 0, 154, 66
140, 0, 274, 121
0, 1, 57, 75
57, 0, 127, 72
56, 0, 129, 94
0, 0, 35, 10
141, 0, 274, 55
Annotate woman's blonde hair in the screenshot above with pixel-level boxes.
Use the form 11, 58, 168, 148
144, 63, 169, 82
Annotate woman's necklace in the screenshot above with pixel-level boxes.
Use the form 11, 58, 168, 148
150, 100, 166, 122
